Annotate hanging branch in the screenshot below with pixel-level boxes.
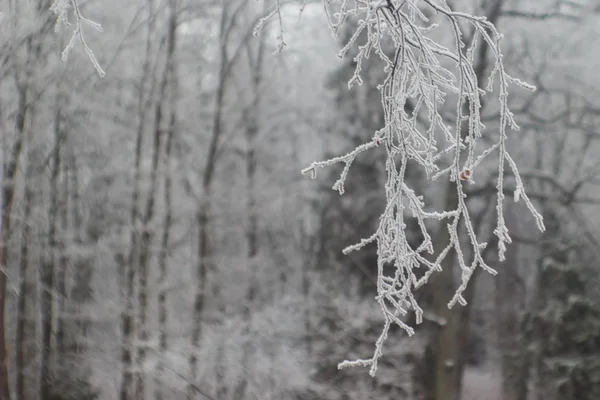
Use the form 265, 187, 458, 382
256, 0, 544, 376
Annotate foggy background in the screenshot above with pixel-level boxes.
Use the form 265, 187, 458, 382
1, 0, 600, 399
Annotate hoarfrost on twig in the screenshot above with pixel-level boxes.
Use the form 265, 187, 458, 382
50, 0, 105, 77
257, 0, 544, 376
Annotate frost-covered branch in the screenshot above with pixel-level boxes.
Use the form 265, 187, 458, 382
50, 0, 105, 77
257, 0, 545, 376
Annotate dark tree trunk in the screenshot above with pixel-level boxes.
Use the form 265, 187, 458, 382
40, 106, 62, 400
419, 2, 506, 399
15, 159, 34, 400
55, 157, 69, 354
0, 69, 31, 400
155, 3, 178, 399
120, 2, 157, 397
234, 6, 265, 396
188, 3, 230, 397
495, 206, 527, 400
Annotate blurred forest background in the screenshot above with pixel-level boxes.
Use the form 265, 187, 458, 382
2, 0, 600, 399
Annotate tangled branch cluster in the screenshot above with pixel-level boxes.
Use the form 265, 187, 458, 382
265, 0, 546, 376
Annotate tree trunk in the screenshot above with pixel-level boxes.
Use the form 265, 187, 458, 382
134, 23, 169, 400
495, 206, 526, 400
234, 6, 265, 396
155, 2, 178, 399
0, 86, 21, 400
188, 4, 230, 397
69, 155, 92, 343
40, 106, 62, 400
422, 182, 462, 400
15, 155, 34, 400
68, 156, 96, 400
55, 157, 69, 354
120, 2, 157, 398
234, 116, 259, 399
0, 119, 6, 400
154, 106, 174, 400
0, 58, 34, 400
188, 199, 209, 399
420, 1, 506, 399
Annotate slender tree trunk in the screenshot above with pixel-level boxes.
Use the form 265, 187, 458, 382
120, 118, 141, 400
0, 187, 7, 400
120, 3, 157, 398
55, 158, 69, 354
0, 86, 18, 400
0, 87, 6, 400
495, 206, 526, 400
134, 1, 179, 397
155, 3, 178, 399
188, 4, 230, 397
234, 12, 265, 396
234, 116, 259, 399
188, 200, 209, 399
15, 157, 34, 400
68, 156, 95, 400
134, 48, 165, 400
154, 99, 174, 400
69, 155, 91, 343
40, 106, 62, 400
0, 58, 34, 400
0, 124, 7, 400
302, 243, 313, 357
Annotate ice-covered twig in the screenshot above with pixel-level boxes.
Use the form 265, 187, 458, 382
50, 0, 105, 77
257, 0, 544, 376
